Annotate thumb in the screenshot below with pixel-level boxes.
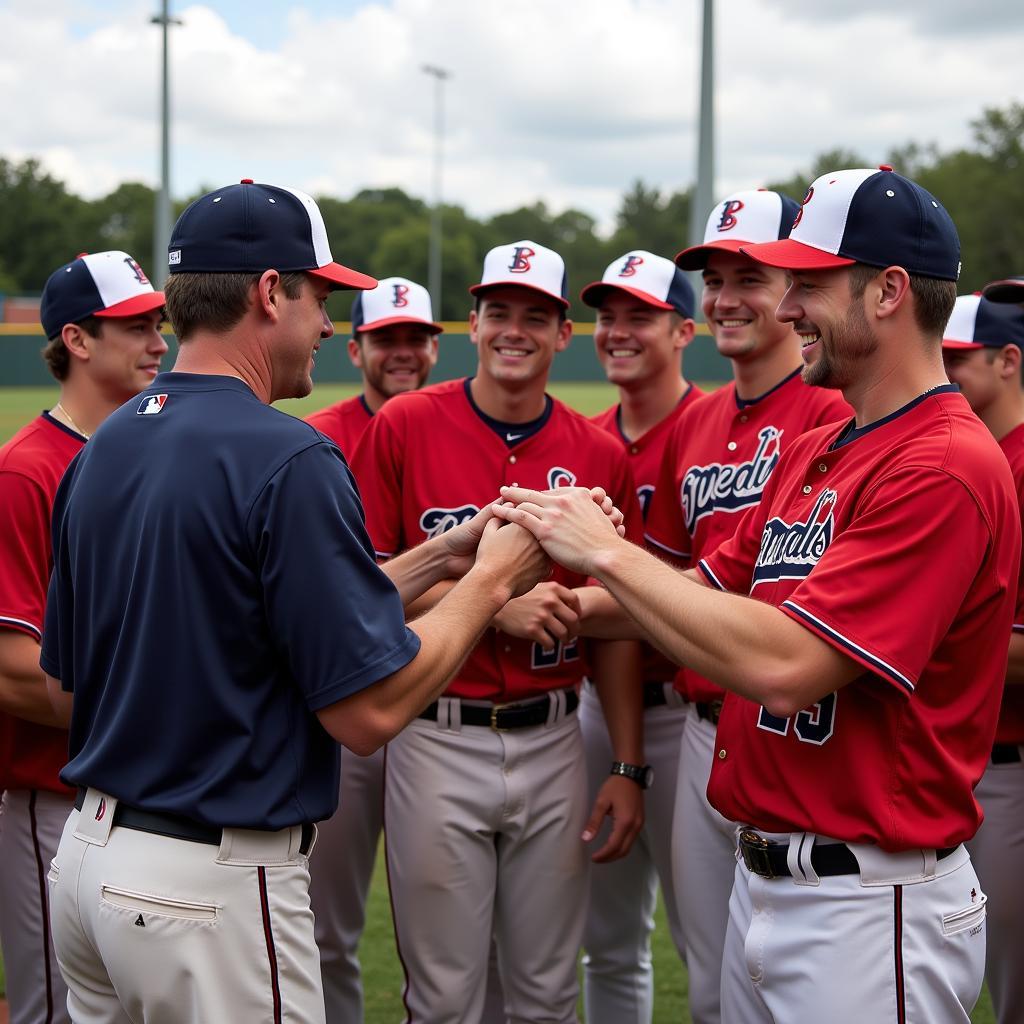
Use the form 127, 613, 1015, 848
581, 795, 609, 842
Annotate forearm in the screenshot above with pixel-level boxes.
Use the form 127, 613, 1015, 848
0, 634, 68, 728
1006, 632, 1024, 686
593, 540, 858, 715
379, 534, 451, 608
44, 674, 72, 728
403, 579, 456, 621
320, 564, 514, 754
590, 640, 644, 764
575, 587, 645, 639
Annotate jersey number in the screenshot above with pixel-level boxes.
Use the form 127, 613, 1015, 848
756, 692, 836, 746
531, 639, 580, 669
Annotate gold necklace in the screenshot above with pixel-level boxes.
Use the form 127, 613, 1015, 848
52, 402, 91, 439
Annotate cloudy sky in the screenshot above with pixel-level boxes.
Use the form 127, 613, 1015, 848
3, 0, 1022, 230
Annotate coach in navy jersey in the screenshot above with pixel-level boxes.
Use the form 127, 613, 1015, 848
39, 181, 558, 1023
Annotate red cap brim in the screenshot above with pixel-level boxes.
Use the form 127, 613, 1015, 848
982, 279, 1024, 303
579, 282, 674, 310
469, 281, 570, 309
356, 315, 444, 335
941, 339, 985, 350
309, 263, 378, 291
95, 292, 166, 319
739, 239, 856, 271
674, 239, 750, 270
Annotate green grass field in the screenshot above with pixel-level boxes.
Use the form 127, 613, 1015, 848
0, 384, 996, 1022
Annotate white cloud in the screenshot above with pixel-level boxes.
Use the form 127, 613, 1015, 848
1, 0, 1021, 232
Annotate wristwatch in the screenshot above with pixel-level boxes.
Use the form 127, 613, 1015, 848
610, 761, 654, 789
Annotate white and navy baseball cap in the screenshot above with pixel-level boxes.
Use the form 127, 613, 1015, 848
351, 277, 443, 335
740, 167, 961, 281
983, 277, 1024, 304
168, 179, 377, 291
40, 251, 165, 341
675, 189, 801, 271
941, 293, 1024, 351
469, 240, 569, 309
581, 251, 695, 318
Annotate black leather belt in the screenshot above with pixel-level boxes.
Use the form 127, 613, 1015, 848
74, 788, 314, 853
737, 828, 958, 880
695, 699, 723, 725
992, 743, 1022, 764
643, 682, 669, 708
419, 689, 579, 730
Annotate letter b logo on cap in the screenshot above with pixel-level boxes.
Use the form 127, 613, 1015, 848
717, 200, 745, 232
508, 246, 535, 273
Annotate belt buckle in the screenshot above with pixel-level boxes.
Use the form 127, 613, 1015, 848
489, 702, 513, 731
738, 829, 776, 879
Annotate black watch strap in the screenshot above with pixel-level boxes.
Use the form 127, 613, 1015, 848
610, 761, 653, 789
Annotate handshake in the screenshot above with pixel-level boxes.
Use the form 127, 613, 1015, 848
434, 486, 629, 645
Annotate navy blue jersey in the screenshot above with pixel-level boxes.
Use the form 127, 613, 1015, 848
41, 373, 419, 829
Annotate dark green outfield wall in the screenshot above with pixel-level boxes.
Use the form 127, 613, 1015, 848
0, 325, 733, 387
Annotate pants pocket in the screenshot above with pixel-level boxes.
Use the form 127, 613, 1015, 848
48, 862, 59, 885
941, 893, 987, 937
100, 884, 218, 922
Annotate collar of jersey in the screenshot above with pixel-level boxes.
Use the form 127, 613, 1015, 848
616, 382, 693, 444
149, 371, 259, 395
734, 366, 803, 410
829, 383, 959, 451
462, 377, 553, 442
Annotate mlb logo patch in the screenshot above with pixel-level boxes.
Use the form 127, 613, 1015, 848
137, 394, 168, 415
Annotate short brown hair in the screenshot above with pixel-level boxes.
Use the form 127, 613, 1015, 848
848, 263, 956, 338
41, 315, 104, 382
165, 271, 307, 340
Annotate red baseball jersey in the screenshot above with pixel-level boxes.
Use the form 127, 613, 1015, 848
591, 382, 705, 685
997, 421, 1024, 744
352, 378, 644, 702
644, 369, 850, 701
305, 394, 373, 459
0, 413, 84, 793
699, 387, 1020, 849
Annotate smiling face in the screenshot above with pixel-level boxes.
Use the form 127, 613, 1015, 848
701, 250, 795, 362
593, 291, 689, 388
272, 274, 335, 401
82, 308, 169, 403
350, 323, 439, 406
469, 285, 571, 390
776, 267, 877, 390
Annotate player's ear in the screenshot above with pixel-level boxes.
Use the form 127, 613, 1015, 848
999, 344, 1022, 380
347, 337, 363, 370
555, 317, 573, 352
256, 270, 282, 321
427, 337, 440, 367
61, 323, 92, 365
469, 308, 480, 347
874, 267, 911, 322
673, 317, 697, 352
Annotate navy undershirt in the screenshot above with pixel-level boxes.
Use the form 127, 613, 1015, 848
829, 384, 959, 451
463, 377, 553, 446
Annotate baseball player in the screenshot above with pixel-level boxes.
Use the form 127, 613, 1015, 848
0, 250, 166, 1024
577, 249, 702, 1022
643, 189, 850, 1023
350, 240, 647, 1024
942, 291, 1024, 1024
495, 167, 1020, 1021
304, 277, 443, 1023
40, 183, 557, 1023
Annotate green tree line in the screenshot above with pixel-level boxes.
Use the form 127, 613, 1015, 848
1, 104, 1020, 320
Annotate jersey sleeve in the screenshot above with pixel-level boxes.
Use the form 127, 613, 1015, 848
780, 466, 993, 694
247, 443, 420, 711
40, 456, 82, 685
0, 471, 53, 639
348, 410, 405, 559
644, 421, 692, 565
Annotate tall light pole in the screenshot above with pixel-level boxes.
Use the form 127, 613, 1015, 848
151, 1, 182, 288
689, 0, 715, 313
421, 64, 450, 318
